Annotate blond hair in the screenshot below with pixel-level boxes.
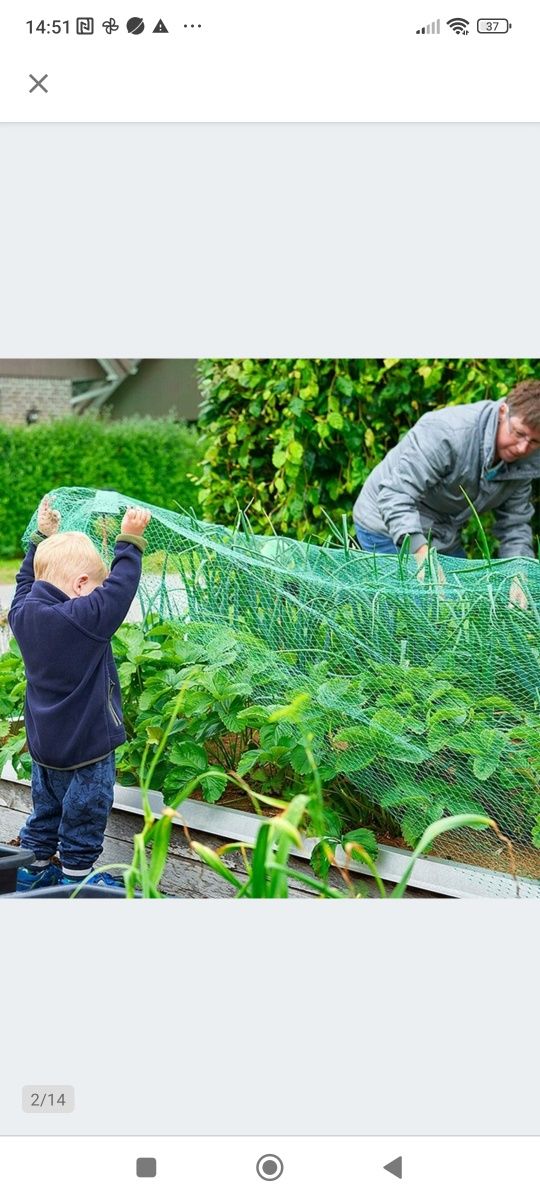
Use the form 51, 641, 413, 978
34, 532, 108, 591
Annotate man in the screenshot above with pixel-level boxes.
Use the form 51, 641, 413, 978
353, 380, 540, 576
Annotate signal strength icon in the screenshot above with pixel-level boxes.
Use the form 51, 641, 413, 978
416, 18, 441, 33
447, 17, 470, 33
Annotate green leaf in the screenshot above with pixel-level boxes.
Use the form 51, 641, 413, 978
168, 740, 208, 772
370, 708, 405, 735
205, 631, 238, 665
474, 694, 518, 713
190, 842, 241, 889
310, 840, 334, 881
316, 678, 359, 710
286, 440, 304, 463
427, 727, 454, 753
268, 693, 311, 724
401, 809, 428, 848
201, 772, 228, 804
342, 745, 377, 770
320, 808, 343, 839
251, 824, 272, 896
428, 705, 469, 727
236, 704, 272, 729
236, 749, 263, 777
117, 661, 138, 689
138, 686, 170, 713
180, 688, 213, 717
380, 783, 432, 811
447, 728, 507, 779
473, 755, 501, 781
148, 812, 173, 888
343, 828, 379, 861
288, 745, 312, 774
145, 726, 165, 746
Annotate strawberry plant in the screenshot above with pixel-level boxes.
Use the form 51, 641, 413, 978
2, 597, 540, 863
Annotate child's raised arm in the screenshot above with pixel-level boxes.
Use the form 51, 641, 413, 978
37, 495, 61, 538
120, 506, 152, 540
8, 495, 61, 630
64, 507, 152, 640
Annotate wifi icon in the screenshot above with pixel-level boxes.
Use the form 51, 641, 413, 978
447, 17, 470, 33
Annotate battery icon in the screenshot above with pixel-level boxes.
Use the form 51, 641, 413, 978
477, 18, 511, 32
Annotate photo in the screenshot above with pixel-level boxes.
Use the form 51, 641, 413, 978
1, 357, 540, 900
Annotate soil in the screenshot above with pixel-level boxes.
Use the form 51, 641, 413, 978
189, 781, 282, 819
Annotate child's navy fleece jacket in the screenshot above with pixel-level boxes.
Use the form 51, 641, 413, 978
8, 535, 145, 770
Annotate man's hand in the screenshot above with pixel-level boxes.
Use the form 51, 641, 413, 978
120, 506, 151, 537
37, 495, 61, 537
414, 543, 446, 587
509, 575, 528, 611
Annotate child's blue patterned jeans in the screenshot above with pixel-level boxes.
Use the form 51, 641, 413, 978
19, 753, 116, 873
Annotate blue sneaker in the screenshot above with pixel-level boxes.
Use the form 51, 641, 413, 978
60, 870, 125, 891
17, 864, 62, 893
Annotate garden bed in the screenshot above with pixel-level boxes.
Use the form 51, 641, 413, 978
110, 782, 536, 899
2, 746, 539, 899
1, 775, 396, 900
5, 489, 540, 892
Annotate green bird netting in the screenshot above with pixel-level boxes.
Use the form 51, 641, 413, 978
24, 487, 540, 882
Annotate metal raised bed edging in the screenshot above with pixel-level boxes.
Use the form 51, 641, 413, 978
113, 784, 538, 900
3, 767, 538, 899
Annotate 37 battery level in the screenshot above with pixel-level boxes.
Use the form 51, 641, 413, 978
477, 19, 512, 33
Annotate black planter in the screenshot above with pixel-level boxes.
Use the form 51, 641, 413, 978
0, 845, 35, 895
8, 884, 127, 899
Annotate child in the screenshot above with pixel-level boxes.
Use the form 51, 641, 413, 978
8, 495, 151, 892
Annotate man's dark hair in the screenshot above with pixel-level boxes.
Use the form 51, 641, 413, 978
506, 378, 540, 429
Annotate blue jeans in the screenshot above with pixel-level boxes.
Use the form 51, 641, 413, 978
20, 753, 116, 872
354, 523, 466, 558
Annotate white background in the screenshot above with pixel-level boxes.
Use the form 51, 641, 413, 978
0, 2, 538, 121
1, 901, 539, 1135
0, 1134, 539, 1198
0, 123, 539, 356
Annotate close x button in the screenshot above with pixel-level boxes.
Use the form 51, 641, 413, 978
28, 74, 49, 93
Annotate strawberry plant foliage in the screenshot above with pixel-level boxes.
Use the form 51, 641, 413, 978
2, 596, 540, 866
6, 484, 540, 872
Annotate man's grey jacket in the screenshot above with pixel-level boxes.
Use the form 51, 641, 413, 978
353, 399, 540, 557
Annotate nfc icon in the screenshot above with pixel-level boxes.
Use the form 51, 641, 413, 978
416, 18, 441, 33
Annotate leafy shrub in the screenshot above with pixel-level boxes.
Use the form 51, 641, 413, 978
0, 416, 203, 558
196, 358, 540, 551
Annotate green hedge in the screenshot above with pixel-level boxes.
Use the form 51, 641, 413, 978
197, 359, 540, 549
0, 416, 203, 558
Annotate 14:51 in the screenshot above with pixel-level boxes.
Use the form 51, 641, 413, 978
27, 20, 70, 34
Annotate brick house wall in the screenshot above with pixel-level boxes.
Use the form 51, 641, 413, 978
0, 378, 73, 425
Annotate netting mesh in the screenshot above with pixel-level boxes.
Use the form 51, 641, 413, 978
24, 487, 540, 880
